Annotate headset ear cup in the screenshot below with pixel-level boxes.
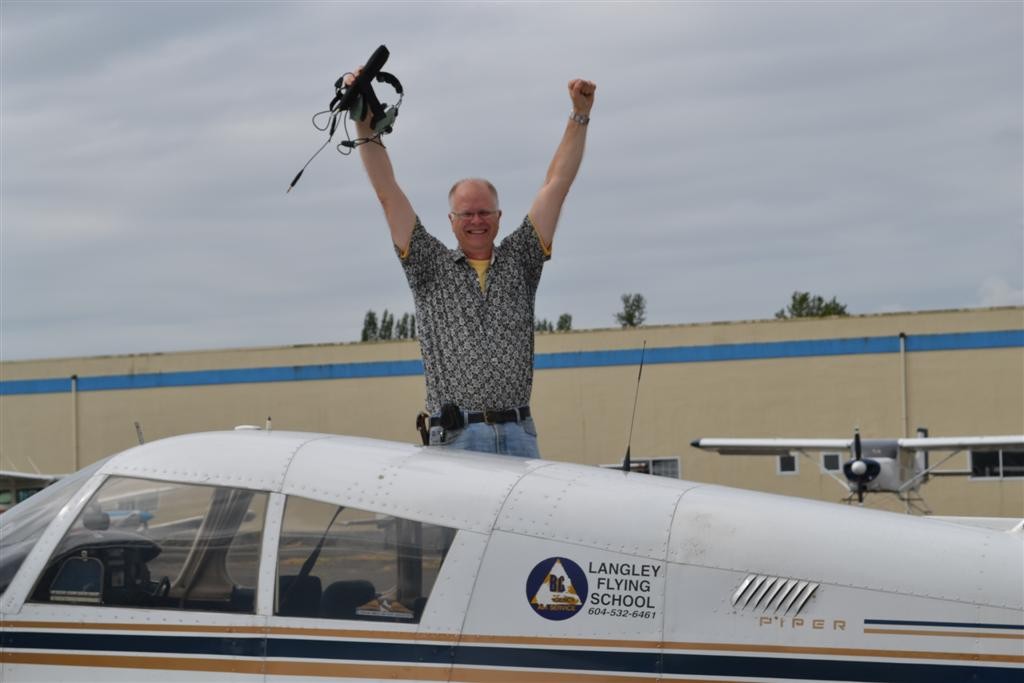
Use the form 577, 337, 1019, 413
375, 105, 398, 135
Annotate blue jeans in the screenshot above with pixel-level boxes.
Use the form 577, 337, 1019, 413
429, 417, 541, 458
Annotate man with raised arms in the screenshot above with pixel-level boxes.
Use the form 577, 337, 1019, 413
348, 69, 596, 458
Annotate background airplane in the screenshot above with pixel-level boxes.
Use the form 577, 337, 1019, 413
0, 471, 61, 514
691, 429, 1024, 514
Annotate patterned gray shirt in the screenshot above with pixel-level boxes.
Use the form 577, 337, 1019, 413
398, 215, 550, 414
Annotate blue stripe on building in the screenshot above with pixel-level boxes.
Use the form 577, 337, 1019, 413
2, 330, 1021, 396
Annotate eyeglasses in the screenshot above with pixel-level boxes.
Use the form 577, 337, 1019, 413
449, 210, 500, 222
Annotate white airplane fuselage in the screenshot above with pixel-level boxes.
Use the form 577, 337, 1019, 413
1, 431, 1021, 682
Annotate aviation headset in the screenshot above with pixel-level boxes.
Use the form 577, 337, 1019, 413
288, 45, 403, 193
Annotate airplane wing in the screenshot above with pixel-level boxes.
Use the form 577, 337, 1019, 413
895, 435, 1024, 451
0, 471, 62, 483
689, 438, 851, 455
690, 435, 1024, 455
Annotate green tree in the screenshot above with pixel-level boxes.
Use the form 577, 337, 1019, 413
395, 312, 416, 340
361, 310, 379, 341
615, 293, 646, 328
775, 291, 849, 319
535, 313, 573, 333
364, 310, 416, 341
379, 309, 394, 340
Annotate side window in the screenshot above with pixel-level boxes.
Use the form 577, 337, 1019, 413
29, 477, 267, 613
971, 450, 1024, 479
276, 496, 456, 623
821, 453, 841, 472
777, 454, 798, 475
971, 450, 1000, 478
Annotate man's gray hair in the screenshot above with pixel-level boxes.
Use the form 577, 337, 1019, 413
448, 178, 499, 209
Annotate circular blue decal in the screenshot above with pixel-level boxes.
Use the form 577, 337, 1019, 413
525, 557, 588, 621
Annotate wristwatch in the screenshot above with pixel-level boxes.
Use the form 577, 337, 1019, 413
570, 111, 590, 125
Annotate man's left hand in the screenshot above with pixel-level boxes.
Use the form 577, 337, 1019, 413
569, 79, 596, 115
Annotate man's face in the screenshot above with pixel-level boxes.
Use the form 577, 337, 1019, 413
449, 181, 501, 259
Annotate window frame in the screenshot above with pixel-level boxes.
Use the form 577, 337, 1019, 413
970, 449, 1024, 480
272, 494, 457, 624
777, 453, 799, 476
821, 452, 842, 473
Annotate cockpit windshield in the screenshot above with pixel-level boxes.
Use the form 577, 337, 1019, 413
0, 458, 108, 596
27, 477, 267, 613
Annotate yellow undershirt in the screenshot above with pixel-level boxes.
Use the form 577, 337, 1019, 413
468, 258, 490, 292
466, 216, 551, 291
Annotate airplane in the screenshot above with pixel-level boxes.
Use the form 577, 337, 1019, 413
0, 471, 61, 514
0, 428, 1021, 682
691, 428, 1024, 514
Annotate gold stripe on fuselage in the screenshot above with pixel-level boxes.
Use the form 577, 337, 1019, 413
263, 661, 449, 680
2, 652, 263, 675
864, 627, 1024, 640
0, 654, 690, 682
1, 653, 683, 682
3, 620, 265, 635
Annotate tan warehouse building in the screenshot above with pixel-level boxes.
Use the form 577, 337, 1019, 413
2, 306, 1021, 517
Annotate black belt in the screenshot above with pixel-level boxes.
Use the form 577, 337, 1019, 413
430, 406, 530, 427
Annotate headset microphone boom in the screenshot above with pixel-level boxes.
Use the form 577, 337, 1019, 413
287, 44, 403, 193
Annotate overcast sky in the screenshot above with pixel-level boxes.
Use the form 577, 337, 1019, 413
2, 1, 1021, 362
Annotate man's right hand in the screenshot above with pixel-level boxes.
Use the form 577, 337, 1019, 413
342, 67, 361, 89
343, 67, 373, 133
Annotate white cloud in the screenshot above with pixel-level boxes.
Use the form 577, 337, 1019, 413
978, 276, 1024, 307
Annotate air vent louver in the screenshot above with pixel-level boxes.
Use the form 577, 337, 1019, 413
731, 574, 819, 615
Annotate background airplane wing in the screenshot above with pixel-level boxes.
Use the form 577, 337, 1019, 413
896, 435, 1024, 451
689, 438, 851, 455
691, 435, 1024, 454
0, 471, 62, 482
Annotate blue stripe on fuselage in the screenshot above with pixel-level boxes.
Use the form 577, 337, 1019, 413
865, 618, 1024, 630
1, 630, 264, 657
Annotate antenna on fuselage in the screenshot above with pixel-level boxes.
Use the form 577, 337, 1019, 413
621, 340, 647, 472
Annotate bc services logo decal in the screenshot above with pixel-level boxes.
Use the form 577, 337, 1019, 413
526, 557, 588, 620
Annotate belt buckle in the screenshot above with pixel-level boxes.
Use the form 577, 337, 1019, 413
483, 410, 496, 425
